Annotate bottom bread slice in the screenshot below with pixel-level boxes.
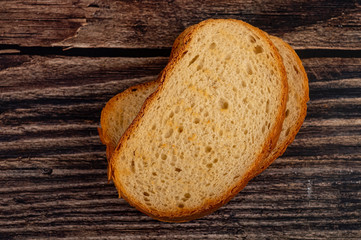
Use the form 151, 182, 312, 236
99, 36, 308, 181
103, 19, 288, 222
99, 81, 158, 180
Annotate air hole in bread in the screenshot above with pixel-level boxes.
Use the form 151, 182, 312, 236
219, 130, 223, 136
206, 163, 213, 168
247, 65, 253, 75
197, 65, 202, 71
155, 153, 159, 158
285, 109, 290, 118
225, 54, 231, 61
293, 65, 299, 74
184, 193, 191, 198
175, 168, 182, 172
242, 80, 246, 88
144, 197, 150, 202
220, 99, 229, 110
131, 88, 137, 92
285, 127, 291, 136
152, 172, 157, 176
131, 160, 135, 173
205, 146, 212, 153
143, 192, 150, 196
169, 111, 174, 118
178, 203, 184, 208
161, 154, 167, 160
194, 118, 200, 124
178, 126, 184, 133
249, 35, 256, 43
242, 97, 248, 104
204, 112, 209, 117
209, 42, 216, 49
165, 128, 173, 138
213, 158, 218, 163
188, 55, 199, 66
266, 100, 270, 113
254, 45, 264, 54
244, 129, 248, 135
262, 125, 266, 133
233, 175, 240, 180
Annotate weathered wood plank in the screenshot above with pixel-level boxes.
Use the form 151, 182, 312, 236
0, 55, 360, 239
0, 0, 95, 46
1, 0, 360, 49
58, 0, 360, 49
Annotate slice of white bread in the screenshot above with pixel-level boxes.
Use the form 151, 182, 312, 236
108, 19, 288, 222
99, 32, 308, 181
254, 35, 309, 175
98, 81, 159, 180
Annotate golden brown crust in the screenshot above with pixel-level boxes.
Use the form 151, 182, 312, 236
110, 19, 288, 222
169, 25, 196, 60
254, 36, 309, 175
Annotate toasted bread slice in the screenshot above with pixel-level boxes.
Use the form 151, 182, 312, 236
108, 19, 287, 222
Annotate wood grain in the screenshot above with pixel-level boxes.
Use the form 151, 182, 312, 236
1, 55, 360, 239
1, 0, 360, 49
58, 0, 361, 49
0, 0, 95, 46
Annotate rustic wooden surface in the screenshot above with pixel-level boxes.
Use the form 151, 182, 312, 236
1, 0, 361, 239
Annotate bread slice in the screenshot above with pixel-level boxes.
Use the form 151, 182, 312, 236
253, 35, 309, 175
99, 34, 308, 179
108, 19, 288, 222
98, 81, 159, 180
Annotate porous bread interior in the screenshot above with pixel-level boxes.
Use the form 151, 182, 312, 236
111, 20, 286, 216
101, 83, 158, 151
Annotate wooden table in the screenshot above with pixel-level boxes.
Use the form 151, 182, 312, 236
1, 1, 360, 239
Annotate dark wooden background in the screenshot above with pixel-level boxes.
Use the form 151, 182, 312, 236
1, 0, 361, 239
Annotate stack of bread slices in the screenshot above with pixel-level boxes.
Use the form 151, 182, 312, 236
98, 19, 309, 222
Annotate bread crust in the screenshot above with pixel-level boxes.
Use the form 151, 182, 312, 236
109, 19, 288, 222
